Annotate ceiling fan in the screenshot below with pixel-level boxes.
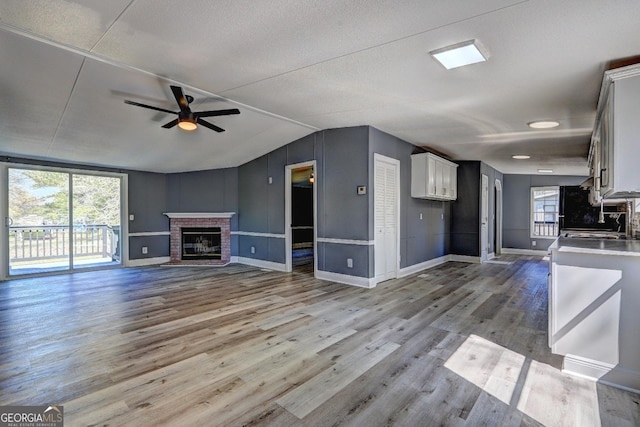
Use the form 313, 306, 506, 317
124, 85, 240, 132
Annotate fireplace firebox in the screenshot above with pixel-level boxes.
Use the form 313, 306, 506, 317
181, 227, 222, 260
165, 212, 234, 265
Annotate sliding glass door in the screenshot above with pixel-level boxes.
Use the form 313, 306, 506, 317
6, 166, 123, 276
71, 174, 122, 269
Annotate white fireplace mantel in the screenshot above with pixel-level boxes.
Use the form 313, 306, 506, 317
163, 212, 236, 219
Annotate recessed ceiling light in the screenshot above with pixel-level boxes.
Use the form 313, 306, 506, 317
528, 120, 560, 129
512, 155, 530, 160
538, 169, 554, 173
430, 40, 487, 70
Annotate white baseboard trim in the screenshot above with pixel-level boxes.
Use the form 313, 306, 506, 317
450, 255, 481, 263
127, 256, 170, 267
563, 354, 640, 394
315, 270, 376, 288
236, 256, 287, 272
399, 255, 450, 277
501, 248, 548, 256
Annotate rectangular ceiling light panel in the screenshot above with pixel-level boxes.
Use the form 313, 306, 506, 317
430, 40, 487, 70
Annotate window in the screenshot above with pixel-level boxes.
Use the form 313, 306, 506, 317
531, 186, 559, 238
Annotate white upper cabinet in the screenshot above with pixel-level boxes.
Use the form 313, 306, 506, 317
411, 153, 458, 200
593, 64, 640, 199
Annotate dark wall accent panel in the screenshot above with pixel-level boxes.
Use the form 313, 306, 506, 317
450, 161, 501, 257
502, 174, 587, 250
451, 162, 481, 256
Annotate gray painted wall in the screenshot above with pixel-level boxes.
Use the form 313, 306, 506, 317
234, 125, 455, 279
369, 128, 451, 270
128, 171, 170, 261
7, 129, 509, 275
502, 174, 587, 250
236, 127, 372, 277
129, 168, 241, 261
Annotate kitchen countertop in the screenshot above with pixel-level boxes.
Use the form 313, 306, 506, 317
550, 236, 640, 256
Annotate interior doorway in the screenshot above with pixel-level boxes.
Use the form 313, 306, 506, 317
285, 161, 316, 273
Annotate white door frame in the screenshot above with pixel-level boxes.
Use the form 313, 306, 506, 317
495, 178, 503, 256
284, 160, 317, 274
481, 173, 489, 262
373, 153, 400, 284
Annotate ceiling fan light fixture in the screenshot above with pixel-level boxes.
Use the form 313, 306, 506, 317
178, 118, 197, 131
430, 39, 487, 70
528, 120, 559, 129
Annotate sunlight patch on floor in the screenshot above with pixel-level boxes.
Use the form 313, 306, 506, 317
445, 334, 601, 426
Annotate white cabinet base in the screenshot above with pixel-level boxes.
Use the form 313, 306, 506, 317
563, 354, 640, 394
548, 239, 640, 393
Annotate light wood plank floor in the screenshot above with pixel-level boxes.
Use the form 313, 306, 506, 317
1, 256, 638, 426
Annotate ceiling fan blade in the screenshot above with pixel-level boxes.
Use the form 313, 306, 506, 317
170, 85, 190, 112
196, 108, 241, 118
197, 118, 225, 132
162, 118, 179, 128
124, 100, 177, 115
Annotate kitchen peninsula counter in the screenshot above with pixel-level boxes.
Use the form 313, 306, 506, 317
548, 236, 640, 393
550, 236, 640, 256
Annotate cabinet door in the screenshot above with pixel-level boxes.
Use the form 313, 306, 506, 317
449, 165, 457, 199
427, 156, 437, 197
410, 154, 427, 198
441, 162, 451, 198
599, 95, 613, 192
434, 159, 444, 198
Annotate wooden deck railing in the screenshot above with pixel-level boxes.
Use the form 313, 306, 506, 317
532, 221, 559, 237
9, 225, 118, 262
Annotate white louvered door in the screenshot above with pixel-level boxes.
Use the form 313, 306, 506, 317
374, 155, 399, 284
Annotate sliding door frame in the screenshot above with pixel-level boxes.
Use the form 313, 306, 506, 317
1, 162, 129, 279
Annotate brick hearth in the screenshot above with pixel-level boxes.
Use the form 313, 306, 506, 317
164, 213, 234, 265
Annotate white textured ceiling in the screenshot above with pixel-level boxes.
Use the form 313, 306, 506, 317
1, 0, 640, 174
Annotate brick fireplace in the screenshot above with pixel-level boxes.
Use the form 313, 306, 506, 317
164, 212, 234, 265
